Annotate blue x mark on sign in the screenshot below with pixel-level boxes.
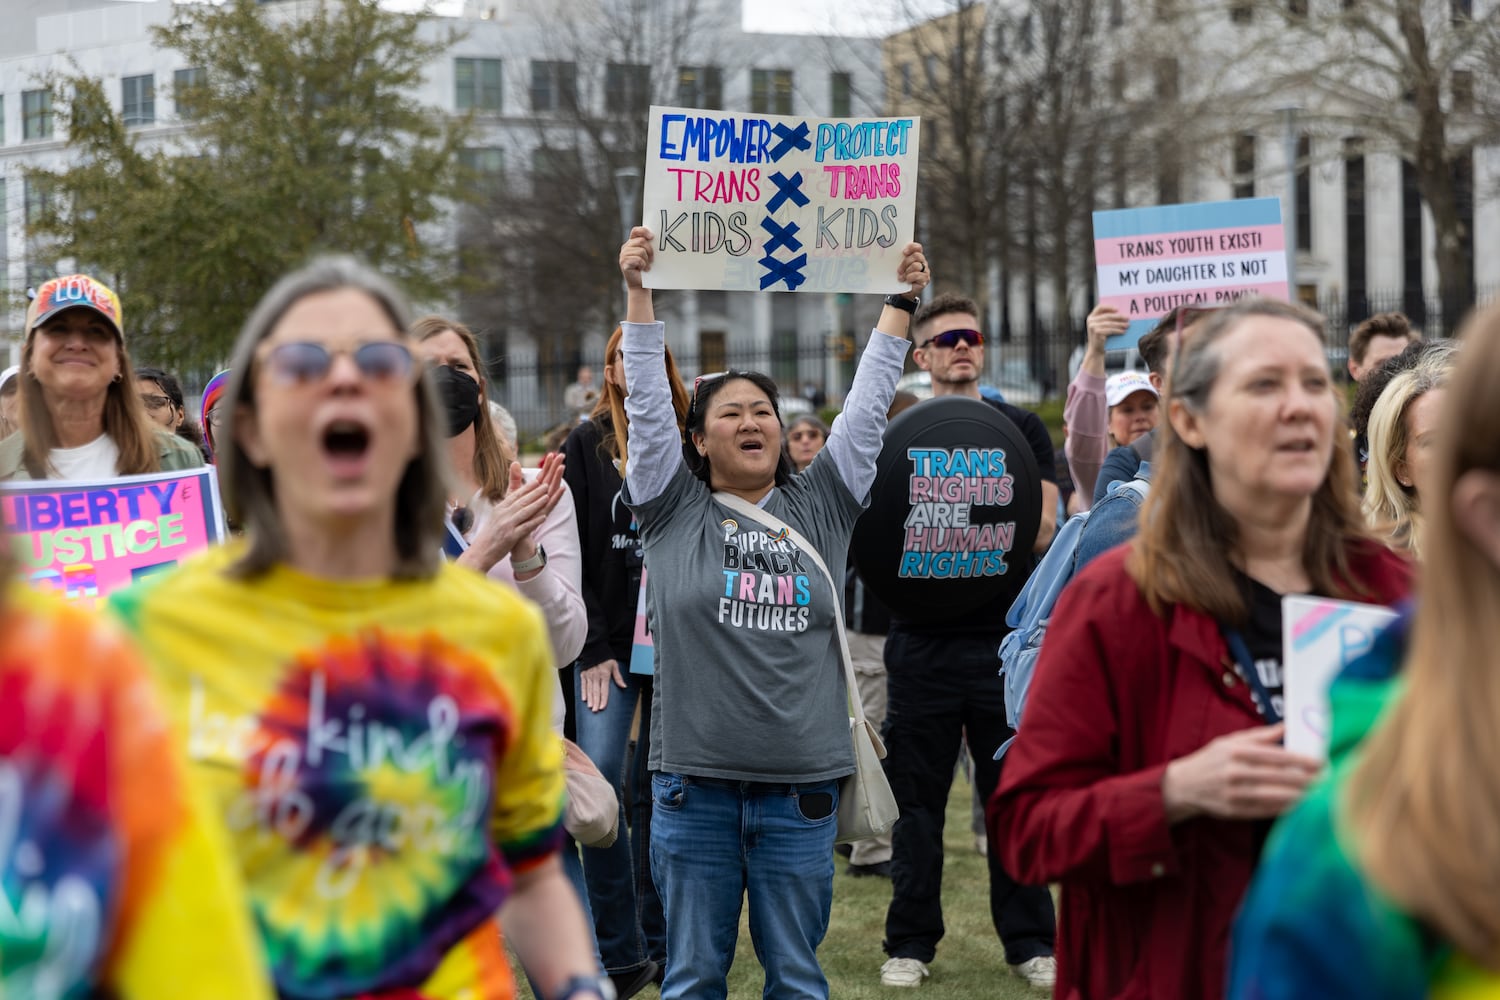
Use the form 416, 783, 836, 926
759, 251, 808, 291
769, 121, 812, 161
766, 171, 810, 214
760, 218, 803, 255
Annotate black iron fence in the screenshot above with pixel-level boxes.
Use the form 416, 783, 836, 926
476, 287, 1487, 445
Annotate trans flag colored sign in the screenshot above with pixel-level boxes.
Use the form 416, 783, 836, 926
1093, 197, 1289, 350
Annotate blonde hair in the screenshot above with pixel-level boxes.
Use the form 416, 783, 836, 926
410, 315, 509, 504
1345, 304, 1500, 967
19, 319, 160, 479
591, 325, 690, 477
1128, 298, 1369, 624
1362, 356, 1453, 557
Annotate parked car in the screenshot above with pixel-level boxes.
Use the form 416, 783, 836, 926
1066, 344, 1143, 382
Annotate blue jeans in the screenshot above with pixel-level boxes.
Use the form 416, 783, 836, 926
575, 669, 665, 974
650, 773, 839, 1000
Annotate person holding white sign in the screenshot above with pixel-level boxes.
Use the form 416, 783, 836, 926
991, 298, 1411, 1000
1230, 303, 1500, 997
617, 225, 928, 1000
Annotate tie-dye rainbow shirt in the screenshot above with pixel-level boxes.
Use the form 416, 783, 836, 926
1, 578, 271, 1000
109, 544, 567, 1000
1230, 611, 1500, 1000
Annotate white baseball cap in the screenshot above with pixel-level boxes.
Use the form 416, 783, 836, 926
1105, 371, 1158, 408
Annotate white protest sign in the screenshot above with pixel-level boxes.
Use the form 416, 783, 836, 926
1282, 595, 1400, 759
641, 105, 920, 294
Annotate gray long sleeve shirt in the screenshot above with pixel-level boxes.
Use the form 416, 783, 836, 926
622, 321, 907, 782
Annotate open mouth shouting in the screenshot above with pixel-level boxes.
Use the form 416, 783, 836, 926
321, 417, 374, 477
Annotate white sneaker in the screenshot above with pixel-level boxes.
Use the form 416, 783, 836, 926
880, 957, 930, 987
1010, 956, 1057, 990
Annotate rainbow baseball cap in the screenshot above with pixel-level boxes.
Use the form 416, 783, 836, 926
200, 368, 232, 458
26, 274, 124, 339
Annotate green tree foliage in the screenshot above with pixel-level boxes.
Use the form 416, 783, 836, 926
26, 0, 473, 371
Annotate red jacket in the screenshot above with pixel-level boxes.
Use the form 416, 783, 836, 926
989, 542, 1411, 1000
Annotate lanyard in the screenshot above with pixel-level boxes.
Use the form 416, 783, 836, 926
1221, 626, 1282, 724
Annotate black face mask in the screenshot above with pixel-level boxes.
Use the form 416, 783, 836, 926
432, 365, 482, 438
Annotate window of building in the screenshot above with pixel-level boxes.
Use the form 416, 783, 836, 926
454, 57, 502, 112
22, 89, 52, 141
23, 176, 52, 228
1288, 0, 1308, 15
924, 55, 939, 90
677, 65, 722, 110
606, 63, 651, 114
1230, 2, 1253, 22
1344, 137, 1368, 324
1452, 0, 1473, 20
1295, 134, 1312, 252
1154, 57, 1179, 101
750, 69, 794, 115
830, 71, 852, 117
1110, 0, 1124, 28
1453, 69, 1474, 113
174, 67, 207, 119
1020, 14, 1034, 52
1233, 133, 1255, 199
459, 147, 504, 183
122, 74, 155, 127
900, 63, 912, 98
529, 61, 577, 112
0, 98, 6, 147
1157, 161, 1180, 204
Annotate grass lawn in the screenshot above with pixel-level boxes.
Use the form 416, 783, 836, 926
516, 773, 1042, 999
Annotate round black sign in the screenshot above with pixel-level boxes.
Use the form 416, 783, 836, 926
851, 396, 1042, 625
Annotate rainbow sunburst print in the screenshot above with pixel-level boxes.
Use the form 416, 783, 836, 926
236, 629, 511, 996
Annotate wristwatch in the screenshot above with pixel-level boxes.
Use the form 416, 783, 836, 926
512, 544, 548, 574
553, 975, 616, 1000
883, 293, 919, 313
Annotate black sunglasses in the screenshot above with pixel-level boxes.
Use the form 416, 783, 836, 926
260, 341, 415, 386
919, 328, 984, 350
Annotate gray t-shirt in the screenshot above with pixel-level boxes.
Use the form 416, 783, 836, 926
621, 321, 907, 783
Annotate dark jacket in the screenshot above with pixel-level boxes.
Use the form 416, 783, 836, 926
562, 417, 644, 668
990, 541, 1412, 1000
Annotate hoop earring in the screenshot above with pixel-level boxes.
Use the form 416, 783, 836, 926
112, 372, 123, 383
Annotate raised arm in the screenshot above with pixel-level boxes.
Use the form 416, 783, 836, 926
618, 228, 681, 507
822, 242, 930, 501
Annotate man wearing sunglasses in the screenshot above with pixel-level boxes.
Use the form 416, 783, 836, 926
878, 293, 1059, 991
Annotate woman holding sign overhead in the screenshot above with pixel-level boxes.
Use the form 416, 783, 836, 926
990, 298, 1411, 1000
617, 226, 927, 1000
107, 257, 607, 1000
0, 275, 202, 480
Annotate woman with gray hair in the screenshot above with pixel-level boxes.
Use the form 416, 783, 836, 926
106, 257, 609, 1000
